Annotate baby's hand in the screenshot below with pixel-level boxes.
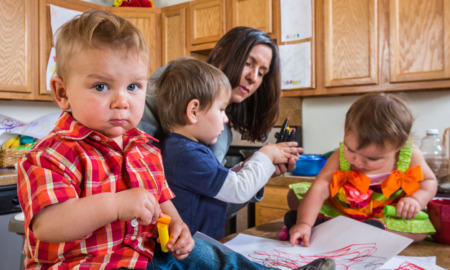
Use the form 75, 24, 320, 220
114, 188, 161, 225
259, 142, 302, 165
165, 219, 195, 260
289, 222, 312, 247
396, 197, 422, 220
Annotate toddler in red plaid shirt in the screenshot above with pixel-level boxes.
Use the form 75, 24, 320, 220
16, 10, 194, 269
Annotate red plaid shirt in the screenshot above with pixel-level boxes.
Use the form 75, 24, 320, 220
17, 112, 174, 269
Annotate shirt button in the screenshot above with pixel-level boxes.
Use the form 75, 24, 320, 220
93, 135, 101, 141
131, 219, 138, 227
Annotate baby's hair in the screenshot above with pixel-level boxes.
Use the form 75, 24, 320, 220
54, 9, 149, 81
154, 57, 231, 132
345, 92, 413, 151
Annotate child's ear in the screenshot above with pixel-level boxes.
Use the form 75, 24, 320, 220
186, 99, 200, 124
51, 76, 70, 111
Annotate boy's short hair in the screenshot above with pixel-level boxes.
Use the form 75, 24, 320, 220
345, 92, 413, 150
154, 57, 231, 132
55, 9, 149, 80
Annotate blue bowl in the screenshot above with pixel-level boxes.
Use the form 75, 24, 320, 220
291, 154, 327, 176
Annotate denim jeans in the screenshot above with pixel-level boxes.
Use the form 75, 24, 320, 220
146, 238, 278, 270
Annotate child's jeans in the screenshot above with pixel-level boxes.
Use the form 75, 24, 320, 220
146, 238, 277, 270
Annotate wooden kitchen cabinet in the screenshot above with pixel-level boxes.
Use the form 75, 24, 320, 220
323, 0, 378, 87
188, 0, 225, 51
0, 0, 161, 101
282, 0, 450, 98
228, 0, 277, 37
389, 0, 450, 83
108, 8, 161, 76
0, 0, 38, 100
161, 3, 187, 66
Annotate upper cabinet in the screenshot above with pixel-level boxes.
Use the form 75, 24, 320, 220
389, 0, 450, 83
283, 0, 450, 97
188, 0, 225, 51
108, 8, 161, 76
161, 3, 187, 65
0, 0, 161, 101
323, 0, 378, 87
0, 0, 38, 100
228, 0, 275, 36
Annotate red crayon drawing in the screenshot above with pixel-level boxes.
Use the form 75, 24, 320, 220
248, 243, 386, 270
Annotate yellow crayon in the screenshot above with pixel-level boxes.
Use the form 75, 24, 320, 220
157, 214, 171, 252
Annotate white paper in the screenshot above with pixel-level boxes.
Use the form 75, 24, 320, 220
50, 5, 82, 43
0, 114, 27, 134
281, 0, 312, 42
46, 47, 56, 91
0, 112, 60, 140
279, 42, 311, 89
380, 255, 445, 270
225, 216, 413, 270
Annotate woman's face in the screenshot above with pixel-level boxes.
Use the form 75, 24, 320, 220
230, 44, 272, 104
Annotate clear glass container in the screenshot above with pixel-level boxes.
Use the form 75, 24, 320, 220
420, 129, 447, 179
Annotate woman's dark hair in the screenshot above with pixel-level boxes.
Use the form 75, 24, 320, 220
207, 27, 280, 142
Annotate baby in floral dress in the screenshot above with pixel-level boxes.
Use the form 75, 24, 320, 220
284, 93, 437, 247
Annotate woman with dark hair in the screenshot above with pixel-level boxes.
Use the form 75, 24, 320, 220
207, 26, 280, 143
138, 26, 300, 218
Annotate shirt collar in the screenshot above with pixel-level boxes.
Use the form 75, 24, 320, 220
53, 111, 155, 144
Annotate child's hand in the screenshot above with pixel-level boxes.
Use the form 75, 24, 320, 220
396, 197, 422, 220
114, 188, 162, 225
259, 142, 302, 165
289, 222, 312, 247
165, 218, 195, 260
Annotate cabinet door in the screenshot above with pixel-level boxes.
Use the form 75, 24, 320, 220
161, 5, 187, 66
230, 0, 273, 34
109, 9, 161, 76
0, 0, 37, 99
255, 185, 289, 226
323, 0, 378, 87
188, 0, 225, 47
390, 0, 450, 82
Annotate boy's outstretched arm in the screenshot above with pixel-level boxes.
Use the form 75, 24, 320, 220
160, 200, 195, 260
32, 188, 161, 243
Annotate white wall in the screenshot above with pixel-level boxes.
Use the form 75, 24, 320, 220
0, 101, 61, 123
302, 90, 450, 154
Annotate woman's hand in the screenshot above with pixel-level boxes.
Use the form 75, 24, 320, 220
259, 142, 302, 165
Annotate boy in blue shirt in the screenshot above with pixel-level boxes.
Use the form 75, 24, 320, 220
154, 58, 303, 239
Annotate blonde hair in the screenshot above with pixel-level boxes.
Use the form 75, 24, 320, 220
154, 57, 231, 132
345, 92, 413, 150
54, 9, 149, 80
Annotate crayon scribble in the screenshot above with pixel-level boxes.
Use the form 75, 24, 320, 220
395, 261, 425, 270
248, 243, 386, 270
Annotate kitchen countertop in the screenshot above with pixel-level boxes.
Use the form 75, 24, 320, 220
268, 173, 315, 186
220, 219, 450, 268
0, 168, 17, 186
